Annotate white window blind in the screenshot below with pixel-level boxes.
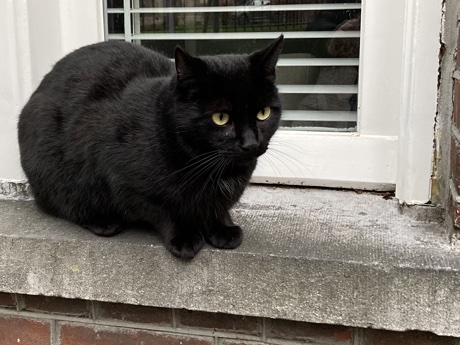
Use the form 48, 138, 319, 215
104, 0, 361, 132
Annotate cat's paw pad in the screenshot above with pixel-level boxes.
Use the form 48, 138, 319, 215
206, 225, 243, 249
83, 223, 124, 237
167, 232, 205, 260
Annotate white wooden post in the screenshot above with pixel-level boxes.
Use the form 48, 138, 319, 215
395, 0, 442, 204
0, 0, 104, 181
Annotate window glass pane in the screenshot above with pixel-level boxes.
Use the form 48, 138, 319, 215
107, 13, 124, 34
105, 0, 361, 132
107, 0, 123, 8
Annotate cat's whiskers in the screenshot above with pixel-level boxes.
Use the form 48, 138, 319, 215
180, 151, 221, 176
267, 141, 317, 172
212, 158, 231, 197
180, 150, 221, 171
176, 153, 223, 193
271, 147, 313, 174
151, 150, 220, 185
259, 153, 283, 177
196, 157, 226, 199
176, 155, 227, 216
216, 159, 229, 188
269, 139, 312, 154
264, 148, 308, 177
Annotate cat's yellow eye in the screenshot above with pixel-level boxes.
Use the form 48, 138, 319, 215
212, 112, 230, 126
256, 107, 271, 121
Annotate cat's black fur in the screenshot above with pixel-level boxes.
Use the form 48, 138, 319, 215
18, 36, 283, 259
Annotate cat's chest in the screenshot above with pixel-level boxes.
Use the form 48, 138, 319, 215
182, 175, 246, 205
215, 177, 244, 197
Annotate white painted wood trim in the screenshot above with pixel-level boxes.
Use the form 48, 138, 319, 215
0, 0, 104, 181
0, 0, 32, 180
58, 0, 105, 56
111, 3, 363, 14
253, 132, 397, 191
358, 0, 405, 136
395, 0, 442, 204
129, 31, 361, 40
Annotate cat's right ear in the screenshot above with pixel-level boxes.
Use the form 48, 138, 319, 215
249, 35, 284, 82
174, 47, 205, 85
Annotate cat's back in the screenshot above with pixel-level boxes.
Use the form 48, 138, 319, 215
18, 41, 174, 159
36, 41, 174, 98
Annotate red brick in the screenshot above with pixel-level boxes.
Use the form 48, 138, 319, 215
59, 322, 213, 345
0, 292, 16, 309
0, 316, 51, 345
97, 302, 173, 325
268, 319, 352, 344
178, 310, 262, 336
22, 295, 91, 317
362, 329, 459, 345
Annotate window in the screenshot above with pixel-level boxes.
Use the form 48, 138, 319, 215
103, 0, 441, 202
106, 0, 360, 132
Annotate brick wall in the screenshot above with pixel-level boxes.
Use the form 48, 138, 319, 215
0, 292, 459, 345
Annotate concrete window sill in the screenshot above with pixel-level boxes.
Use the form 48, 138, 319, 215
0, 186, 458, 337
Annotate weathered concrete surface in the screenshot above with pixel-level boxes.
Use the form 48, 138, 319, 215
0, 180, 32, 200
0, 186, 459, 336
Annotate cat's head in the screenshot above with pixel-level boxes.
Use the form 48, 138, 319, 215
172, 36, 283, 166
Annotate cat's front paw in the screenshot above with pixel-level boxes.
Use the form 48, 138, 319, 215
166, 232, 205, 260
206, 225, 243, 249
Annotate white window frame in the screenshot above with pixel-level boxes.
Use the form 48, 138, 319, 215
254, 0, 442, 206
2, 0, 441, 204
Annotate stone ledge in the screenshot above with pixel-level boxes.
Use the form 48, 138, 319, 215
0, 186, 459, 337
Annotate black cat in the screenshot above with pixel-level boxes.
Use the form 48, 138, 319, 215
18, 36, 283, 259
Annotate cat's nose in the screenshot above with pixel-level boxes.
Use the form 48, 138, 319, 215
240, 129, 258, 151
242, 143, 258, 151
241, 139, 258, 151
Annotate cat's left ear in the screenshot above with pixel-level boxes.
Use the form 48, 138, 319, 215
249, 35, 284, 82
